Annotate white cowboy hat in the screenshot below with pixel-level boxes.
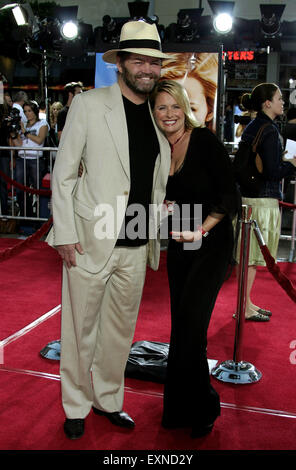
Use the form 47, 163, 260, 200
102, 20, 171, 64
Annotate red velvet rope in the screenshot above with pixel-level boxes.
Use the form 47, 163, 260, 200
279, 201, 296, 209
0, 170, 52, 197
259, 245, 296, 303
0, 217, 53, 263
1, 169, 295, 209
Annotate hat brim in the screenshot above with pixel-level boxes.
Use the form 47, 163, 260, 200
102, 48, 171, 64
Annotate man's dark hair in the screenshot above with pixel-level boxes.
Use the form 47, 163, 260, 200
64, 81, 83, 95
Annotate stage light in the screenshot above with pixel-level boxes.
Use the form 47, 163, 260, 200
0, 3, 39, 34
260, 4, 285, 37
60, 21, 78, 40
128, 1, 150, 20
175, 8, 203, 42
213, 13, 233, 34
0, 3, 27, 26
12, 5, 26, 25
101, 15, 120, 43
208, 1, 235, 34
101, 15, 129, 44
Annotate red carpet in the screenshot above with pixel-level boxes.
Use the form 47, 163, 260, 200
0, 238, 296, 453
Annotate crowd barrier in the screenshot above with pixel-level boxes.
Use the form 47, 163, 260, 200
0, 146, 57, 222
279, 177, 296, 262
212, 203, 296, 385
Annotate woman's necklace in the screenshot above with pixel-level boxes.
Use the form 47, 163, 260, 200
169, 130, 186, 153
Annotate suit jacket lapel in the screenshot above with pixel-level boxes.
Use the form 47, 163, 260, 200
103, 83, 170, 186
104, 83, 130, 180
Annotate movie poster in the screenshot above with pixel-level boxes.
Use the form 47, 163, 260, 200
95, 51, 219, 132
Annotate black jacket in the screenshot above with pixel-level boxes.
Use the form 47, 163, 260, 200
242, 111, 295, 199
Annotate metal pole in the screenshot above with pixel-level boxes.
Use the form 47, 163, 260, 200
233, 204, 252, 363
212, 205, 262, 384
42, 49, 50, 124
216, 44, 224, 142
289, 179, 296, 262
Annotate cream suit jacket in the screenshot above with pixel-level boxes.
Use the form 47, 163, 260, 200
47, 82, 171, 274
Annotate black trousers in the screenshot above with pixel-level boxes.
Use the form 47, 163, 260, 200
15, 157, 46, 217
162, 222, 233, 428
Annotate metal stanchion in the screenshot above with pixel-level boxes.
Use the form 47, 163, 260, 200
289, 179, 296, 262
279, 177, 296, 263
211, 205, 262, 384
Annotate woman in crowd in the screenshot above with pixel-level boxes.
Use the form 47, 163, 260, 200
234, 83, 296, 321
149, 80, 239, 438
160, 52, 218, 131
49, 101, 63, 146
9, 100, 49, 216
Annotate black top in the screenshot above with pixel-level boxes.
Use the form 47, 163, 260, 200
242, 111, 295, 198
284, 122, 296, 143
166, 126, 239, 230
57, 106, 69, 132
116, 96, 159, 246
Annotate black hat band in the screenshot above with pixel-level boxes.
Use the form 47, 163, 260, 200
119, 39, 162, 51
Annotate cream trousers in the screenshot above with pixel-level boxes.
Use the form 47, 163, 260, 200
60, 244, 148, 419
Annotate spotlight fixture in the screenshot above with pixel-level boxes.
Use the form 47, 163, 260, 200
175, 8, 203, 42
101, 15, 127, 44
0, 3, 39, 33
260, 4, 285, 37
0, 3, 26, 25
12, 5, 26, 25
54, 5, 79, 39
208, 1, 235, 34
213, 13, 233, 34
128, 1, 150, 20
60, 21, 78, 40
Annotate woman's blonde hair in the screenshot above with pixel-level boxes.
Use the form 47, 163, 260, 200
150, 80, 201, 131
49, 101, 63, 126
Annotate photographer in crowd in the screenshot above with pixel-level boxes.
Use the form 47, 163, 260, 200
9, 100, 49, 217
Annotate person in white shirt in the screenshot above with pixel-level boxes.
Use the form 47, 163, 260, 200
9, 100, 49, 216
12, 91, 28, 124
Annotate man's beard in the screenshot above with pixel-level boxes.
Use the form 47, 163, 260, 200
120, 64, 159, 95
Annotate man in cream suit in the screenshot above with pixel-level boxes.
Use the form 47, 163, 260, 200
47, 20, 171, 439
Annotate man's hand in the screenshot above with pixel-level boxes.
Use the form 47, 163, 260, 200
56, 243, 84, 268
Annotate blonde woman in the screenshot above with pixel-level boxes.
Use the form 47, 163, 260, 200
49, 101, 63, 146
150, 80, 239, 438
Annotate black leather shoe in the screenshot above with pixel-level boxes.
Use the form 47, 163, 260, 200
92, 407, 135, 428
64, 418, 85, 439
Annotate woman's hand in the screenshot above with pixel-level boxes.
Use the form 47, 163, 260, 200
283, 152, 296, 166
171, 229, 202, 243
